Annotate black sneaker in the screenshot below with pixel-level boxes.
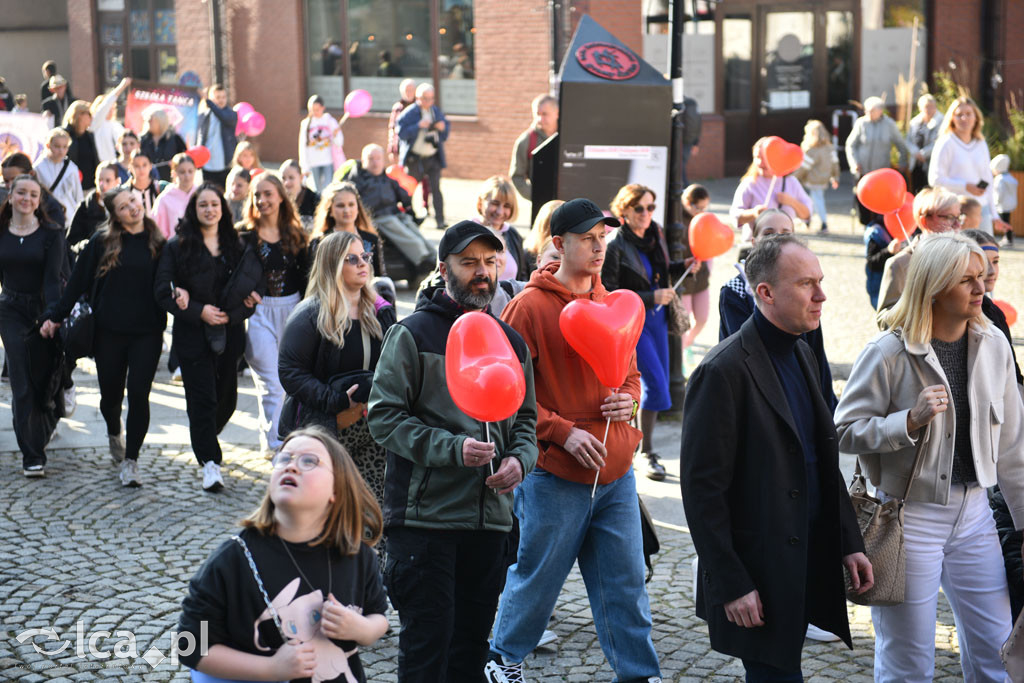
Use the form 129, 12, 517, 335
484, 654, 524, 683
644, 452, 667, 481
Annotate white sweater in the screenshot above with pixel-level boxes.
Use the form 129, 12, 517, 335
929, 133, 997, 216
33, 156, 83, 229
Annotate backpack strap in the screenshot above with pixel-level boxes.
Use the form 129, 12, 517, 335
49, 158, 70, 193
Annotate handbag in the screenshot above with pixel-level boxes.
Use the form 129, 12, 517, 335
1001, 607, 1024, 682
843, 439, 927, 607
190, 535, 285, 683
665, 296, 691, 337
61, 267, 101, 360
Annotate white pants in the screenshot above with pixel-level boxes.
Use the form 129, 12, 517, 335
244, 292, 300, 452
873, 483, 1011, 682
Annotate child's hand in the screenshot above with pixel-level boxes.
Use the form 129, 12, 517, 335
321, 595, 365, 640
831, 179, 839, 190
887, 239, 905, 255
271, 639, 316, 679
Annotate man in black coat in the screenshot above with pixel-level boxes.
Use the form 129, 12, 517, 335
680, 234, 872, 680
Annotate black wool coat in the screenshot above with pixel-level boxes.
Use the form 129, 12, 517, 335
679, 316, 864, 672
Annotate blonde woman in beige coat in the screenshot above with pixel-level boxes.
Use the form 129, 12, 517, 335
835, 233, 1024, 682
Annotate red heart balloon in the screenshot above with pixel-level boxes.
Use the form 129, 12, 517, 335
995, 300, 1018, 327
883, 193, 916, 241
689, 212, 735, 261
445, 312, 526, 423
857, 168, 907, 215
763, 137, 804, 177
559, 289, 645, 389
186, 145, 211, 169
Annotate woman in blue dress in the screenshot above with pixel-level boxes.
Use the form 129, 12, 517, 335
602, 183, 678, 482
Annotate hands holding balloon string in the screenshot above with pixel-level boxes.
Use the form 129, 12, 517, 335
462, 438, 523, 494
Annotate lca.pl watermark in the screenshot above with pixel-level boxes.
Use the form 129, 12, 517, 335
15, 621, 208, 669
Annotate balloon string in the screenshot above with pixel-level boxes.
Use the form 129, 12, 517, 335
591, 387, 618, 500
485, 421, 494, 477
765, 175, 779, 209
338, 113, 350, 126
894, 213, 910, 243
655, 261, 698, 312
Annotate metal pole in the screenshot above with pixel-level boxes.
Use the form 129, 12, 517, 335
666, 0, 687, 412
550, 0, 563, 94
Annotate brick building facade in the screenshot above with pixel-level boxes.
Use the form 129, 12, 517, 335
22, 0, 1024, 183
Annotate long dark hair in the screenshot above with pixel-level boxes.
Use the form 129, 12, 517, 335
242, 173, 308, 256
177, 183, 243, 268
97, 187, 165, 276
0, 175, 58, 233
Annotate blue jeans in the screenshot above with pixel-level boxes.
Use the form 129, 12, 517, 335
310, 164, 333, 192
490, 468, 660, 680
808, 187, 827, 228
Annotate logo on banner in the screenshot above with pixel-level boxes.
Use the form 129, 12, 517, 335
575, 42, 640, 81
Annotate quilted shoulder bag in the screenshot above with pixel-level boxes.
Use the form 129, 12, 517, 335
844, 437, 926, 606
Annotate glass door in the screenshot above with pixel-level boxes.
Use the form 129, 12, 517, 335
755, 8, 815, 145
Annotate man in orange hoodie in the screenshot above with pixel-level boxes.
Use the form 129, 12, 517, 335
486, 199, 662, 683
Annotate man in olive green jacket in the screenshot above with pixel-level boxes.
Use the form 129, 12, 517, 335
367, 221, 538, 683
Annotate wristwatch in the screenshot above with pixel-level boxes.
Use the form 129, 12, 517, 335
630, 399, 640, 420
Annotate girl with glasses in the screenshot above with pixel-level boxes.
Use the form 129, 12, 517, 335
278, 230, 395, 541
177, 426, 388, 682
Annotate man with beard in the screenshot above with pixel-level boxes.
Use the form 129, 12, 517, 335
486, 199, 662, 683
368, 221, 538, 683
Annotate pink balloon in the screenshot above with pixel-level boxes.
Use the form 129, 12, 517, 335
242, 111, 266, 137
344, 89, 373, 118
233, 101, 255, 117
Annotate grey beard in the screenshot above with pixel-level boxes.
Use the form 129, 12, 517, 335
447, 275, 495, 310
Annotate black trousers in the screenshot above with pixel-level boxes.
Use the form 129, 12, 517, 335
909, 165, 930, 195
177, 326, 244, 465
93, 328, 163, 460
0, 292, 58, 467
385, 526, 509, 683
406, 153, 445, 224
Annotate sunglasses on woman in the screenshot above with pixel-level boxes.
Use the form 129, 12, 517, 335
344, 252, 370, 266
633, 204, 657, 214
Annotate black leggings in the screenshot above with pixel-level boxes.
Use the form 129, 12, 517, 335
93, 329, 163, 460
179, 340, 243, 465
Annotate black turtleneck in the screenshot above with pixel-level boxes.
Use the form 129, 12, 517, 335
753, 307, 821, 522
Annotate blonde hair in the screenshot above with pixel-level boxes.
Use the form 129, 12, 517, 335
143, 109, 170, 138
305, 230, 382, 347
959, 195, 982, 213
46, 127, 71, 145
242, 425, 383, 553
940, 97, 984, 141
913, 187, 961, 226
62, 100, 92, 130
476, 175, 518, 224
741, 137, 771, 181
801, 120, 830, 150
879, 233, 989, 343
231, 141, 262, 170
315, 182, 376, 236
524, 199, 563, 254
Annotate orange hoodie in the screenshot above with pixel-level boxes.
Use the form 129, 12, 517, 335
501, 265, 642, 485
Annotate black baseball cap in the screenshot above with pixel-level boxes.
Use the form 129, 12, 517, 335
437, 220, 505, 261
550, 198, 621, 237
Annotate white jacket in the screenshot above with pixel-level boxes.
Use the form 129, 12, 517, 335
835, 323, 1024, 528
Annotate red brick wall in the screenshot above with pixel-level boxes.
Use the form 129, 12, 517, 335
67, 0, 97, 100
999, 0, 1024, 110
332, 0, 551, 181
174, 0, 213, 89
687, 114, 724, 181
221, 0, 307, 164
931, 0, 984, 98
569, 1, 643, 56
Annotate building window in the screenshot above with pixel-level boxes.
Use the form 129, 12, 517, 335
305, 0, 477, 116
96, 0, 178, 87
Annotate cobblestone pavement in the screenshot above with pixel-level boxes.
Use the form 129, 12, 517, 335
1, 176, 1016, 680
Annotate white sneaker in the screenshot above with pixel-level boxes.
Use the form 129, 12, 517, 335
170, 368, 183, 383
23, 464, 45, 478
119, 459, 140, 487
535, 629, 557, 649
805, 624, 841, 642
202, 461, 224, 492
63, 386, 76, 417
484, 655, 523, 683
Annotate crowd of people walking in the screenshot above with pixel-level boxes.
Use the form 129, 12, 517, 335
3, 64, 1024, 682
